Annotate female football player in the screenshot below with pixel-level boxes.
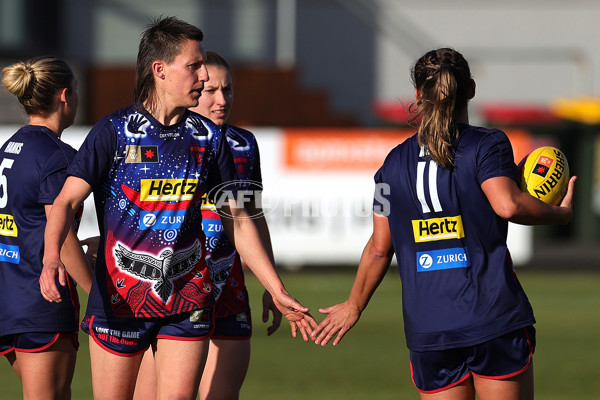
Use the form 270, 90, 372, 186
312, 48, 576, 400
40, 17, 315, 400
134, 50, 281, 400
1, 56, 92, 399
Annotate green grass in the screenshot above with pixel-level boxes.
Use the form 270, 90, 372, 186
1, 269, 599, 399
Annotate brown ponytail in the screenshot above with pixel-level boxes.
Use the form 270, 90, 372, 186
409, 48, 472, 168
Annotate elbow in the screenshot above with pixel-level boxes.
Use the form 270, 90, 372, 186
489, 193, 523, 221
493, 202, 520, 220
370, 242, 394, 261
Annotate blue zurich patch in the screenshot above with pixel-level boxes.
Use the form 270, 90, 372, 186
416, 247, 470, 272
0, 243, 20, 264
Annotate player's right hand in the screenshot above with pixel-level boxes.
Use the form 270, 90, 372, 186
311, 301, 362, 346
39, 258, 66, 303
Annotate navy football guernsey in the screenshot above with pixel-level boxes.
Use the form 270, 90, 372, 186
0, 126, 80, 336
201, 124, 262, 318
67, 105, 238, 318
373, 124, 535, 351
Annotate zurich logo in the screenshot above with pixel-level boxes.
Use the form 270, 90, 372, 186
142, 213, 157, 227
419, 254, 433, 269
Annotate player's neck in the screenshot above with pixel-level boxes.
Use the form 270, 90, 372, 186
144, 100, 186, 127
28, 115, 63, 137
456, 107, 469, 125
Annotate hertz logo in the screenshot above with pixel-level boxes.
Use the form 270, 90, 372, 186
200, 193, 216, 210
412, 216, 464, 242
140, 179, 199, 201
0, 213, 17, 237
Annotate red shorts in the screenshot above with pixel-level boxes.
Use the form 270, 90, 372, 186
81, 308, 213, 356
410, 326, 535, 394
0, 332, 78, 355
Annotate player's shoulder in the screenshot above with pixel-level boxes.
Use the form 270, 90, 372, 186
460, 124, 509, 142
92, 104, 138, 134
383, 132, 418, 162
223, 124, 257, 145
187, 109, 219, 128
11, 125, 76, 156
224, 124, 255, 137
186, 110, 223, 137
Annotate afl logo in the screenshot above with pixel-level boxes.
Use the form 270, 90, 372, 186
419, 254, 433, 269
142, 213, 157, 228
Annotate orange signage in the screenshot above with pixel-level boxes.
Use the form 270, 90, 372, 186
283, 128, 414, 171
283, 128, 537, 171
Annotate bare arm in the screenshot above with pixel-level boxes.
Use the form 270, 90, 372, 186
219, 198, 316, 341
246, 198, 282, 335
481, 175, 576, 225
42, 204, 93, 294
40, 176, 93, 302
311, 212, 395, 346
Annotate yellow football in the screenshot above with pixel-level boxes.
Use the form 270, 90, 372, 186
518, 146, 569, 205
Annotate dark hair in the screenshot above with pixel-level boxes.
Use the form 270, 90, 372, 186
205, 51, 231, 73
2, 56, 74, 117
409, 48, 472, 168
134, 16, 204, 112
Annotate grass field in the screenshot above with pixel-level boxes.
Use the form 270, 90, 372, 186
1, 268, 599, 399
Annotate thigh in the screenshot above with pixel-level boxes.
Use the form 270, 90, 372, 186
154, 338, 209, 400
89, 335, 144, 400
17, 335, 77, 400
132, 348, 157, 400
199, 338, 251, 400
472, 362, 534, 400
3, 352, 19, 378
419, 375, 475, 400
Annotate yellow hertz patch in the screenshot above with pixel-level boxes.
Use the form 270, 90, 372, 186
140, 179, 198, 201
412, 216, 464, 242
0, 213, 18, 237
200, 193, 216, 211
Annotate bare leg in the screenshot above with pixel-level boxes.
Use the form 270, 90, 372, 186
154, 338, 209, 400
132, 348, 157, 400
473, 363, 534, 400
4, 351, 20, 378
88, 336, 144, 400
419, 375, 476, 400
16, 336, 77, 400
199, 339, 251, 400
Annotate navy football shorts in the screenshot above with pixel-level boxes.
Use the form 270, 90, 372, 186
211, 311, 252, 340
410, 326, 536, 394
81, 308, 214, 356
0, 332, 78, 355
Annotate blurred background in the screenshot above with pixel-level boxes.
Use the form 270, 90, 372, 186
1, 0, 599, 269
1, 2, 599, 398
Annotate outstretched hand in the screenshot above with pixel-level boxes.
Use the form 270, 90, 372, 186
311, 301, 361, 346
39, 258, 67, 303
262, 289, 283, 335
272, 292, 318, 342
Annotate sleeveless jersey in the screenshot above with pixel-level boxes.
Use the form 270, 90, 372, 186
201, 124, 262, 318
373, 124, 535, 351
68, 105, 237, 318
0, 125, 80, 336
